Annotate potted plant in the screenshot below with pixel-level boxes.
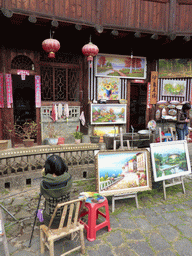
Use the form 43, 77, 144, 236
46, 122, 59, 145
72, 125, 83, 144
45, 122, 65, 145
14, 121, 37, 147
90, 133, 100, 143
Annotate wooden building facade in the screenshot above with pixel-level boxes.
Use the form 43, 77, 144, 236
0, 0, 192, 144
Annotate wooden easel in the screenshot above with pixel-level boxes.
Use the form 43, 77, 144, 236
112, 128, 139, 212
112, 193, 139, 212
163, 176, 185, 200
0, 208, 10, 256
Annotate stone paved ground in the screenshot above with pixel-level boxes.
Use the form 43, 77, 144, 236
1, 175, 192, 256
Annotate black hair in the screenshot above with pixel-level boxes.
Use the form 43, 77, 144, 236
182, 103, 191, 111
44, 155, 68, 176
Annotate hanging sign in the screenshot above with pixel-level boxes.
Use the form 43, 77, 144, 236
5, 74, 13, 108
150, 71, 158, 104
0, 73, 4, 108
35, 75, 41, 108
147, 82, 152, 109
17, 70, 30, 80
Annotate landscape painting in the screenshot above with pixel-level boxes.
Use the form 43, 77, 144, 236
162, 80, 186, 97
91, 104, 126, 124
159, 59, 192, 78
97, 77, 121, 100
93, 126, 120, 142
95, 54, 147, 79
95, 149, 152, 196
150, 140, 191, 182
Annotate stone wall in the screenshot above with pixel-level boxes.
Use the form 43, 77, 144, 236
0, 143, 103, 190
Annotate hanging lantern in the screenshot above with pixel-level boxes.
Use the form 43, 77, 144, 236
82, 41, 99, 68
42, 38, 60, 58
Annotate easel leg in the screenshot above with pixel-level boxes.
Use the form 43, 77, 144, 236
112, 196, 115, 213
163, 180, 166, 200
181, 176, 185, 194
0, 204, 17, 221
135, 193, 139, 208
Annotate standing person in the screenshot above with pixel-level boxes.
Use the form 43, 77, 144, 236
40, 155, 72, 228
176, 103, 191, 140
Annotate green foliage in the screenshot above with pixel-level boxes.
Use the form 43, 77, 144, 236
72, 131, 84, 139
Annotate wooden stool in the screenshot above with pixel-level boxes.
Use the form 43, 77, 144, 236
79, 197, 111, 241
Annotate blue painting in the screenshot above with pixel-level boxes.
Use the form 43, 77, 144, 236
95, 54, 147, 79
150, 140, 191, 182
96, 149, 152, 196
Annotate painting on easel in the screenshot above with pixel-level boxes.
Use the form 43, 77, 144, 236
95, 149, 152, 196
150, 140, 191, 182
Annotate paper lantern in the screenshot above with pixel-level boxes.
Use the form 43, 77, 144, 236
82, 41, 99, 67
42, 38, 60, 58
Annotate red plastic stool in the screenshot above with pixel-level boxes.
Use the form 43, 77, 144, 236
79, 197, 112, 241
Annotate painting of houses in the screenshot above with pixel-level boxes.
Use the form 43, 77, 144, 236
150, 141, 191, 182
95, 150, 152, 196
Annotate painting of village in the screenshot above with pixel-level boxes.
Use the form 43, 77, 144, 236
150, 141, 191, 182
95, 54, 147, 79
96, 150, 152, 196
91, 104, 126, 124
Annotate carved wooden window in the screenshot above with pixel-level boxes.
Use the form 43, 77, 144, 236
40, 65, 79, 102
11, 55, 34, 70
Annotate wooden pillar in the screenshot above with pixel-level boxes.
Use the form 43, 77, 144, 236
36, 108, 41, 145
126, 80, 131, 132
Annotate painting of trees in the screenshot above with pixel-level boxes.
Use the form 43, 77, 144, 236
159, 58, 192, 77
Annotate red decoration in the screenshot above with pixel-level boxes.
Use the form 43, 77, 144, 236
82, 41, 99, 67
42, 38, 60, 58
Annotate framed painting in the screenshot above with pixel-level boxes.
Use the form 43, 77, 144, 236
162, 80, 186, 97
159, 59, 192, 78
95, 149, 152, 196
95, 53, 147, 79
150, 140, 191, 182
93, 125, 120, 142
97, 77, 121, 100
91, 104, 126, 124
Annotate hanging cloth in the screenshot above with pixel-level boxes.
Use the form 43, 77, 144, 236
51, 104, 56, 122
64, 103, 69, 123
79, 111, 86, 126
58, 103, 62, 119
55, 104, 58, 121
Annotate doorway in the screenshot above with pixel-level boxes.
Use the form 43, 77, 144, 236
129, 83, 147, 132
12, 75, 36, 142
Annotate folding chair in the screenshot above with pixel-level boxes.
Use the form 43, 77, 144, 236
40, 197, 86, 256
159, 127, 175, 142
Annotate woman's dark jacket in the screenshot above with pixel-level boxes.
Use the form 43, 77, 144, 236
40, 172, 72, 227
176, 109, 187, 130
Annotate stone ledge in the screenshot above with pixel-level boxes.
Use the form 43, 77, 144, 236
0, 143, 102, 158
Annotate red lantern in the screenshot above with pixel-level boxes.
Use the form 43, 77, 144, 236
42, 38, 60, 58
82, 41, 99, 67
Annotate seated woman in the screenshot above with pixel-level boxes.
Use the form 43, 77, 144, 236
40, 155, 72, 228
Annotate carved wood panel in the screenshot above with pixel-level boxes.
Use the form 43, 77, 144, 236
41, 65, 80, 102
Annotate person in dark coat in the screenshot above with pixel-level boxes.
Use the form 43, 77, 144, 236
176, 103, 191, 140
40, 155, 72, 228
